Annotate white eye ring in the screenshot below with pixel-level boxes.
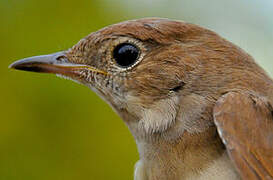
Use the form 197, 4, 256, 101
107, 37, 146, 72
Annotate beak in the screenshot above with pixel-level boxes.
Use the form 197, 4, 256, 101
9, 51, 107, 77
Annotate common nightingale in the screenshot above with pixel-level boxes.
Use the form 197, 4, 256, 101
10, 18, 273, 180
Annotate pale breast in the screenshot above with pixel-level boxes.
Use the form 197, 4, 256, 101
134, 152, 240, 180
187, 152, 240, 180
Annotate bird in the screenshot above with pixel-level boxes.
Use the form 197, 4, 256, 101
9, 18, 273, 180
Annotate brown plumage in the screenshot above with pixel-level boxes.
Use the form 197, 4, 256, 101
9, 18, 273, 180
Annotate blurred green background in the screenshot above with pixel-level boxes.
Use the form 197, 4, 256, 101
0, 0, 272, 179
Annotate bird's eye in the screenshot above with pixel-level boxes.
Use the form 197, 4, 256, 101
113, 43, 140, 68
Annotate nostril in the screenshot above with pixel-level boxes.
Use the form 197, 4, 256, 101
56, 55, 66, 61
55, 55, 67, 62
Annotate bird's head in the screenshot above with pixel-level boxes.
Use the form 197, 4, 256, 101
10, 18, 256, 140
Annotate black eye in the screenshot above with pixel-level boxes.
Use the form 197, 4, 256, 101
113, 43, 140, 68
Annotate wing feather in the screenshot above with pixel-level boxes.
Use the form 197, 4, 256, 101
213, 92, 273, 180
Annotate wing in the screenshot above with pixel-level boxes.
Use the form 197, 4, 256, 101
213, 92, 273, 180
